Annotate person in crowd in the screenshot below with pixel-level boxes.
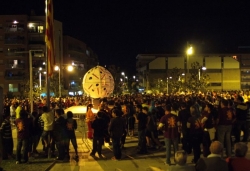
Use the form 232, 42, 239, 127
41, 106, 54, 155
168, 150, 195, 171
155, 101, 165, 121
178, 102, 191, 154
108, 109, 125, 160
66, 111, 78, 160
15, 102, 22, 119
246, 101, 250, 141
100, 104, 111, 145
53, 109, 68, 161
0, 114, 13, 160
136, 105, 149, 154
226, 142, 250, 171
27, 111, 34, 161
127, 110, 136, 137
37, 107, 45, 152
10, 101, 16, 125
196, 141, 228, 171
90, 111, 106, 158
158, 104, 180, 165
216, 99, 235, 157
146, 106, 163, 150
201, 103, 217, 157
30, 111, 40, 155
187, 105, 203, 163
234, 96, 248, 142
15, 109, 32, 164
0, 158, 3, 171
118, 103, 127, 149
86, 104, 95, 139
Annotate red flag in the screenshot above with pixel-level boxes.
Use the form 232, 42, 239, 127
45, 0, 54, 77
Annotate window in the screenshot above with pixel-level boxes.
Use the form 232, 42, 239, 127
38, 26, 44, 33
86, 50, 90, 56
209, 83, 221, 86
9, 84, 18, 92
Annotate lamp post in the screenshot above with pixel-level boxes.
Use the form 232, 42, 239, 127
167, 76, 172, 94
185, 43, 193, 86
29, 50, 43, 113
54, 66, 61, 97
198, 67, 207, 80
39, 67, 42, 98
121, 72, 125, 91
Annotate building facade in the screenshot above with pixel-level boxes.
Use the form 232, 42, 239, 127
0, 14, 98, 97
63, 35, 98, 96
136, 52, 250, 92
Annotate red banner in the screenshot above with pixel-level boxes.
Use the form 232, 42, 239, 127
45, 0, 54, 77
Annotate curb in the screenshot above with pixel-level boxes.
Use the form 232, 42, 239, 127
44, 161, 56, 171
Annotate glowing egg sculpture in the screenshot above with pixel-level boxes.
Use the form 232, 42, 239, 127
82, 66, 114, 98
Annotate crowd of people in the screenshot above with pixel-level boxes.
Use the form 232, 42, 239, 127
0, 98, 80, 168
0, 91, 250, 170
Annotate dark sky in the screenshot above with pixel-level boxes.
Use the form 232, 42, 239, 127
1, 0, 250, 74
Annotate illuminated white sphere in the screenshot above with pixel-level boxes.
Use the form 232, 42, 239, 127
82, 66, 114, 98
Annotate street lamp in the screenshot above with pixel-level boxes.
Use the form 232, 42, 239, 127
198, 67, 207, 80
39, 67, 42, 98
54, 66, 61, 97
167, 76, 172, 95
55, 65, 74, 97
185, 43, 193, 85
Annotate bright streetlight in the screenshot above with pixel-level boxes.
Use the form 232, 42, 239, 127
187, 46, 193, 55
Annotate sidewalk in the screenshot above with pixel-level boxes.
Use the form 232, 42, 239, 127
10, 127, 250, 171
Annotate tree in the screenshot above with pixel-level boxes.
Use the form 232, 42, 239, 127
186, 62, 210, 92
168, 67, 185, 93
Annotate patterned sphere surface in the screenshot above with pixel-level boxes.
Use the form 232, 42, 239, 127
82, 66, 114, 98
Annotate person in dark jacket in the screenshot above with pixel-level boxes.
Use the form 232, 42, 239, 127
66, 111, 78, 160
108, 109, 125, 160
178, 102, 191, 154
0, 114, 13, 160
15, 109, 32, 164
90, 112, 106, 157
234, 96, 248, 142
136, 105, 149, 154
53, 109, 68, 161
187, 105, 204, 163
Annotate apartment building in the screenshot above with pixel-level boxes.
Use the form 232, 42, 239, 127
0, 14, 98, 97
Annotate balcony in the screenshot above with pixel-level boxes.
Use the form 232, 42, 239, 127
6, 64, 25, 69
5, 52, 26, 57
5, 75, 26, 80
28, 41, 45, 45
4, 39, 25, 45
4, 27, 25, 33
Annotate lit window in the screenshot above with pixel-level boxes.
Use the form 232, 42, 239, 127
9, 84, 18, 92
38, 26, 44, 33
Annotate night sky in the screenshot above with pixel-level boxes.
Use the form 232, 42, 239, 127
1, 0, 250, 75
